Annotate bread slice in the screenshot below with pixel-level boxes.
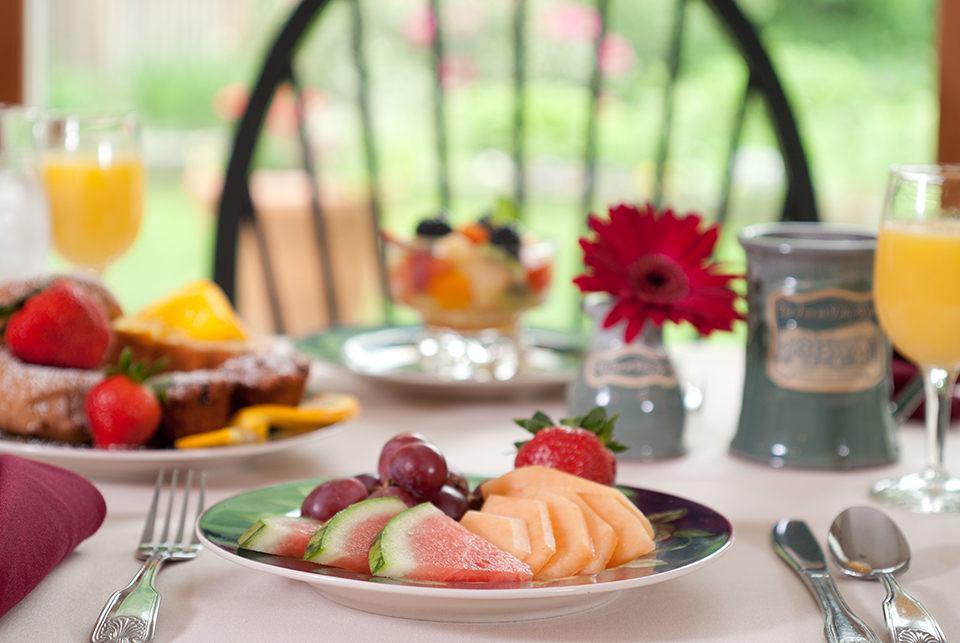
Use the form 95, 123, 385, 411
109, 317, 257, 372
0, 348, 102, 443
108, 279, 270, 373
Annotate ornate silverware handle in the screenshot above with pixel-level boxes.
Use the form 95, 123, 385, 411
880, 573, 946, 643
807, 573, 883, 643
91, 551, 171, 643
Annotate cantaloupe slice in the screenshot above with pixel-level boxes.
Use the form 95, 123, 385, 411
480, 494, 556, 574
521, 489, 594, 579
460, 511, 532, 563
480, 466, 654, 539
524, 487, 617, 574
578, 491, 656, 567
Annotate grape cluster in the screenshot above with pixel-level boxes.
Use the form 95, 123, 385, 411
300, 433, 480, 522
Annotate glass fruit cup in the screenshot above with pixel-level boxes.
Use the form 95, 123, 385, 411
385, 223, 555, 382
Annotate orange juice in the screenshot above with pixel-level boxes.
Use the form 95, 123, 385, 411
41, 153, 144, 271
874, 220, 960, 368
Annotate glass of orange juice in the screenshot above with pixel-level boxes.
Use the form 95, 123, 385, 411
871, 164, 960, 512
36, 112, 144, 274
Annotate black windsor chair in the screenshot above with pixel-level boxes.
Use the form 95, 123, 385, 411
212, 0, 819, 337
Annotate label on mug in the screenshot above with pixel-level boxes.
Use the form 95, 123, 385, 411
765, 287, 884, 393
583, 344, 678, 389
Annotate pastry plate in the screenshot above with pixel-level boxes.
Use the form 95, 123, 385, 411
0, 423, 346, 481
295, 326, 585, 398
197, 477, 734, 623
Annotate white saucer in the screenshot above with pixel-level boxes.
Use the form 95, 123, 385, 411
296, 326, 584, 398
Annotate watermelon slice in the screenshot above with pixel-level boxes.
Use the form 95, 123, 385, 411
238, 516, 323, 558
369, 502, 534, 583
304, 496, 408, 573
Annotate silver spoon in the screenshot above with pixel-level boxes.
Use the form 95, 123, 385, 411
828, 506, 945, 643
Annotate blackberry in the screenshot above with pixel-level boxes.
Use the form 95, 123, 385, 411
415, 215, 452, 238
490, 226, 520, 259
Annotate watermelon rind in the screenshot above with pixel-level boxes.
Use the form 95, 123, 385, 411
238, 516, 323, 558
369, 502, 433, 577
304, 495, 408, 567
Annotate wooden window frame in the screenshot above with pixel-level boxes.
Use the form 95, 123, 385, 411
939, 0, 960, 163
0, 0, 24, 104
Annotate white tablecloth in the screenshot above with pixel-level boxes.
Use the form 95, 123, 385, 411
2, 343, 958, 642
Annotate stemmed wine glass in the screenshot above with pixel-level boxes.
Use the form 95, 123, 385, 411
871, 164, 960, 513
35, 111, 144, 275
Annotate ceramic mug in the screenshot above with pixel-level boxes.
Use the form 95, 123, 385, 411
730, 222, 898, 469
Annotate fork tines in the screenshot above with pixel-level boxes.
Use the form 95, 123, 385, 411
140, 468, 206, 558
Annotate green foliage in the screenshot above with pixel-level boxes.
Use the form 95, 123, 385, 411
42, 0, 937, 333
130, 62, 238, 128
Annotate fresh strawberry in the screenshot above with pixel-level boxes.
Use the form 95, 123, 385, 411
86, 349, 164, 448
513, 407, 625, 485
3, 279, 111, 370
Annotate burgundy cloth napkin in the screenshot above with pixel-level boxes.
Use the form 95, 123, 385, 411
892, 354, 960, 422
0, 455, 106, 619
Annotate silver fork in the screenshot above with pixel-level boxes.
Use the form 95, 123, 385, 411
91, 469, 206, 643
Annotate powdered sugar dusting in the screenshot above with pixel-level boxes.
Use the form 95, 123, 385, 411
157, 368, 229, 397
0, 348, 101, 440
219, 352, 309, 387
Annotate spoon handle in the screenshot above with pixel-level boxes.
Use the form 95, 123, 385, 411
808, 574, 883, 643
879, 573, 946, 643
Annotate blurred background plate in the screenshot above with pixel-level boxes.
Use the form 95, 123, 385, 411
295, 326, 585, 398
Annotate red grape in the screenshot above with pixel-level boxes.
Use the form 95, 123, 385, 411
445, 470, 470, 497
387, 442, 448, 500
428, 484, 468, 521
377, 433, 428, 483
467, 492, 483, 511
369, 484, 416, 507
301, 477, 369, 522
354, 473, 381, 494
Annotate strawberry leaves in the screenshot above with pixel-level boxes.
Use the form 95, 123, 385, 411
560, 407, 627, 453
106, 347, 167, 384
514, 411, 554, 435
514, 406, 626, 453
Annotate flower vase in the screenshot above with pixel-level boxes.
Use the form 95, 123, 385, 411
566, 298, 686, 459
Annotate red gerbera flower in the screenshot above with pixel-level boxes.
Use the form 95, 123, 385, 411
573, 203, 743, 342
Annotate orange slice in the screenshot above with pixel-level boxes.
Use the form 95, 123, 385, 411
173, 392, 360, 449
132, 279, 249, 342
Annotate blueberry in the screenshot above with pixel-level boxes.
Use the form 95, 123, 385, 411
490, 226, 520, 259
415, 215, 452, 238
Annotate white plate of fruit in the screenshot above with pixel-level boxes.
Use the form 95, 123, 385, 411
0, 276, 356, 480
198, 426, 733, 623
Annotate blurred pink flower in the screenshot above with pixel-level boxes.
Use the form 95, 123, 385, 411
539, 1, 601, 43
264, 85, 325, 137
403, 1, 485, 48
213, 82, 249, 121
404, 7, 436, 48
438, 53, 477, 89
598, 33, 636, 77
